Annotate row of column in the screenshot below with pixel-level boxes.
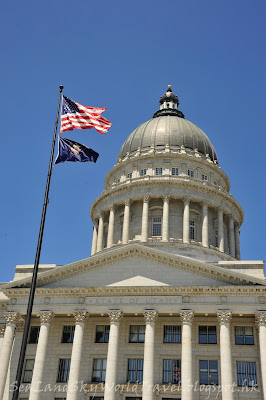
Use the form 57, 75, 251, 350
1, 310, 265, 400
91, 197, 241, 259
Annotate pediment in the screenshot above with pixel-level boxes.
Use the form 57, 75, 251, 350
3, 244, 266, 291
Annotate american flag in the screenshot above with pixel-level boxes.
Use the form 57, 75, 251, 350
60, 96, 112, 134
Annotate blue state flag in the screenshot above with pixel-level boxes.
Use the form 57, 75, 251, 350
55, 137, 99, 164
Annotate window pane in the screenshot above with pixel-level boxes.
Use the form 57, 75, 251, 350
173, 360, 181, 383
163, 360, 171, 383
104, 326, 110, 343
128, 359, 136, 371
62, 326, 75, 343
173, 326, 181, 343
164, 326, 172, 343
28, 326, 40, 344
129, 325, 138, 342
199, 326, 207, 344
247, 362, 257, 387
245, 327, 254, 345
95, 326, 104, 343
208, 326, 217, 344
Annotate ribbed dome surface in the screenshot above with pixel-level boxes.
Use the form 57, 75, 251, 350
117, 115, 218, 163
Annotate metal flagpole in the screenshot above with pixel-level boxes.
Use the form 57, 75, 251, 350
12, 85, 64, 400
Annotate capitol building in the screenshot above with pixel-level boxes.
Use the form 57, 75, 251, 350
0, 86, 265, 400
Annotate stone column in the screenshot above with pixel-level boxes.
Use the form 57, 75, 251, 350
235, 223, 240, 260
162, 196, 170, 242
255, 311, 266, 399
218, 208, 224, 252
217, 310, 234, 400
143, 310, 158, 400
141, 197, 150, 242
183, 198, 190, 244
91, 223, 98, 256
96, 213, 104, 252
29, 312, 54, 400
122, 200, 131, 244
229, 217, 235, 258
107, 205, 115, 248
201, 202, 209, 247
0, 312, 20, 399
0, 324, 5, 350
67, 311, 89, 400
180, 310, 194, 400
104, 310, 123, 400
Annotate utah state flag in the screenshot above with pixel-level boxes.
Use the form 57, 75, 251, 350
55, 137, 99, 164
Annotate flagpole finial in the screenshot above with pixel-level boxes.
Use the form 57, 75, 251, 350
59, 85, 64, 91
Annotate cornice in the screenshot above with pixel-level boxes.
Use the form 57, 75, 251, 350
90, 177, 244, 225
2, 285, 266, 299
1, 244, 265, 293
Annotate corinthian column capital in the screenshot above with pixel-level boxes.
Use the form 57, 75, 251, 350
180, 310, 194, 324
0, 324, 5, 337
124, 199, 131, 206
108, 204, 116, 212
143, 196, 150, 203
163, 195, 170, 203
73, 310, 89, 323
255, 311, 266, 328
144, 309, 158, 323
217, 310, 232, 324
108, 310, 123, 324
4, 312, 21, 326
38, 311, 54, 325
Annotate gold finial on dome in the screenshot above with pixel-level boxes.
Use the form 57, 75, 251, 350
167, 84, 172, 91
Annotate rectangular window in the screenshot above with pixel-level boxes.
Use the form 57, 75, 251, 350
126, 398, 142, 400
171, 167, 179, 176
127, 359, 143, 383
202, 174, 208, 181
163, 326, 181, 343
188, 169, 194, 178
155, 167, 163, 176
235, 327, 254, 345
199, 360, 218, 385
28, 326, 40, 344
55, 398, 66, 400
163, 359, 181, 384
92, 359, 106, 382
129, 325, 145, 343
237, 361, 257, 387
95, 325, 110, 343
152, 217, 162, 236
140, 169, 147, 176
189, 220, 195, 240
127, 172, 132, 179
90, 398, 104, 400
57, 359, 71, 382
61, 325, 75, 343
199, 326, 217, 344
23, 359, 35, 383
214, 181, 217, 186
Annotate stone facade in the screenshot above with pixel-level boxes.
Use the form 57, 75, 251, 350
0, 87, 265, 400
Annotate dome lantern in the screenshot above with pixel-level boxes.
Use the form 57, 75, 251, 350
153, 85, 185, 118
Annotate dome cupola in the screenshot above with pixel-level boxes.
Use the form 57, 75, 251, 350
117, 86, 218, 163
90, 87, 244, 264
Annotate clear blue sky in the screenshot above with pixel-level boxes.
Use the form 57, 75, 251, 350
0, 0, 265, 283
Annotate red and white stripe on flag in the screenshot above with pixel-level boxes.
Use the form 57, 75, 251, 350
60, 102, 112, 134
